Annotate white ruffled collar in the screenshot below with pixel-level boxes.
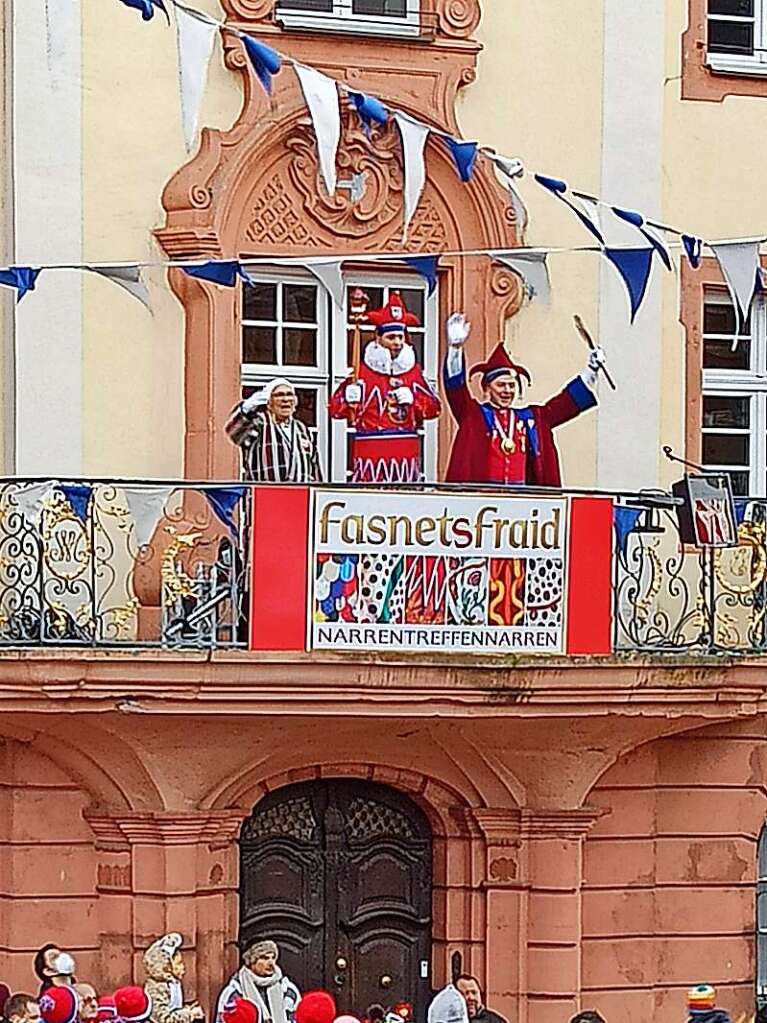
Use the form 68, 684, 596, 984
364, 341, 416, 375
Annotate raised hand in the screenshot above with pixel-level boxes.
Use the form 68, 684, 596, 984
446, 312, 471, 346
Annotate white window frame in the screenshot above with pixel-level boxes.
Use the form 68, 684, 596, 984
276, 0, 421, 39
706, 0, 767, 75
701, 288, 767, 496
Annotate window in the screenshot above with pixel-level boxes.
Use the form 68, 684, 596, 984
701, 288, 767, 496
276, 0, 420, 38
707, 0, 767, 74
758, 823, 767, 1003
240, 269, 437, 482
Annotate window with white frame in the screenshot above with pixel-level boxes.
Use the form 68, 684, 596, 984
275, 0, 420, 38
707, 0, 767, 74
758, 823, 767, 1003
701, 288, 767, 496
240, 269, 437, 482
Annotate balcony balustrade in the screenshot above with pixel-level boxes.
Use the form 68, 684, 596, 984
0, 479, 763, 657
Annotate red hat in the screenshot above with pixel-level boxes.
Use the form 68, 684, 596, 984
469, 342, 531, 388
295, 992, 337, 1023
365, 292, 419, 336
223, 999, 259, 1023
113, 988, 151, 1023
97, 997, 116, 1023
39, 988, 79, 1023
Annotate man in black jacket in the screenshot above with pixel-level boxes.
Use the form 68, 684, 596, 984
455, 977, 507, 1023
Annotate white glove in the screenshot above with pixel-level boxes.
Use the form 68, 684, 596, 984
447, 312, 471, 346
581, 345, 606, 390
345, 383, 363, 404
392, 386, 414, 405
242, 390, 266, 415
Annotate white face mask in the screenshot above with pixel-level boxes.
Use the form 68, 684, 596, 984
53, 952, 76, 976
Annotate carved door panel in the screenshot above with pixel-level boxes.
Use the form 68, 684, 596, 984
239, 780, 432, 1017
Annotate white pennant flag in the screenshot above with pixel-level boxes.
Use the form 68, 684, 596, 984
489, 154, 528, 238
294, 64, 340, 196
710, 241, 760, 329
176, 5, 218, 153
492, 251, 551, 306
306, 259, 345, 308
124, 486, 174, 550
394, 112, 430, 241
14, 481, 54, 528
87, 266, 151, 311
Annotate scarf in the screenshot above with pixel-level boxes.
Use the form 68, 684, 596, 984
237, 966, 286, 1023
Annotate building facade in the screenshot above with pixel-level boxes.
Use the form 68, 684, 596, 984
2, 4, 767, 1023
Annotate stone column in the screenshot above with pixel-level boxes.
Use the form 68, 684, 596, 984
86, 810, 244, 1014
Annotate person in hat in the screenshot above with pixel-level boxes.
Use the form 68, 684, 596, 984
222, 1000, 258, 1023
113, 988, 152, 1023
226, 378, 322, 483
214, 940, 300, 1023
95, 998, 115, 1023
686, 985, 731, 1023
143, 933, 203, 1023
442, 313, 605, 486
5, 995, 41, 1023
38, 987, 79, 1023
72, 988, 97, 1023
329, 291, 441, 483
293, 994, 335, 1023
33, 948, 76, 996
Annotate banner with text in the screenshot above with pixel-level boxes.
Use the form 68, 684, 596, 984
311, 490, 570, 654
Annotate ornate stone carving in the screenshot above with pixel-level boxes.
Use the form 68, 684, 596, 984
434, 0, 482, 39
490, 265, 524, 319
245, 174, 322, 249
97, 863, 131, 890
220, 0, 274, 22
489, 855, 518, 883
384, 197, 448, 253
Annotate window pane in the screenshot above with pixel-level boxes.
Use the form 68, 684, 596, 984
347, 286, 383, 320
243, 282, 276, 321
721, 469, 750, 495
283, 328, 318, 367
702, 433, 749, 465
708, 18, 754, 53
708, 0, 754, 15
294, 388, 318, 428
408, 330, 425, 367
703, 395, 750, 429
243, 326, 277, 364
353, 0, 407, 16
399, 288, 425, 322
703, 299, 751, 335
277, 0, 333, 10
283, 283, 317, 324
703, 339, 751, 370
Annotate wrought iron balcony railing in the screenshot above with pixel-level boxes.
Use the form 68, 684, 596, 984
0, 478, 764, 656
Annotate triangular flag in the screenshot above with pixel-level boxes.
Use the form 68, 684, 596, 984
294, 64, 341, 197
613, 506, 643, 555
445, 138, 478, 183
87, 266, 151, 310
242, 34, 281, 95
394, 112, 430, 241
305, 259, 345, 309
58, 483, 93, 525
124, 486, 174, 549
183, 261, 246, 287
13, 481, 54, 528
204, 486, 246, 538
710, 241, 760, 328
682, 234, 703, 270
535, 175, 604, 244
492, 251, 551, 306
489, 154, 527, 237
118, 0, 169, 22
404, 256, 439, 297
0, 267, 40, 301
603, 247, 654, 322
349, 92, 388, 134
175, 5, 218, 153
735, 500, 748, 525
428, 985, 469, 1023
612, 207, 672, 271
489, 153, 524, 180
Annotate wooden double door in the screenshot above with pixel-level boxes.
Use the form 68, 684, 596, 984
239, 780, 432, 1017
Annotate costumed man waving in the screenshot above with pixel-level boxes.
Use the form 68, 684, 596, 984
443, 313, 605, 486
329, 291, 441, 483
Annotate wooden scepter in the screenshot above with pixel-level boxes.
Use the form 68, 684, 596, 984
573, 314, 617, 391
349, 288, 370, 382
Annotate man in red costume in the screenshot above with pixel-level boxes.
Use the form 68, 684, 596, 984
329, 292, 441, 483
443, 313, 605, 486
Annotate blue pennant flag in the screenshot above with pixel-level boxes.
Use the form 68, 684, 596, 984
118, 0, 169, 22
604, 247, 654, 322
404, 256, 439, 297
242, 35, 282, 95
204, 486, 246, 538
445, 138, 478, 183
0, 267, 40, 302
613, 506, 643, 555
613, 207, 672, 271
534, 175, 604, 244
183, 261, 246, 287
349, 92, 388, 134
59, 483, 93, 525
682, 234, 703, 270
735, 500, 748, 525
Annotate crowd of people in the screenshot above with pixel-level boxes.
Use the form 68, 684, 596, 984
0, 938, 740, 1023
